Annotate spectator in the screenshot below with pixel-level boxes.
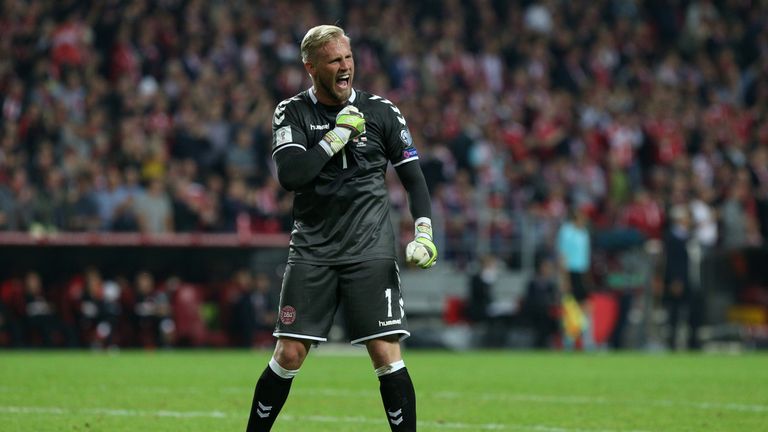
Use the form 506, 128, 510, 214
131, 271, 174, 349
0, 297, 23, 347
522, 256, 560, 349
21, 271, 65, 347
71, 266, 110, 348
134, 177, 173, 234
60, 172, 100, 232
95, 166, 131, 230
661, 205, 700, 350
465, 254, 511, 347
466, 255, 498, 324
228, 269, 276, 348
225, 128, 260, 182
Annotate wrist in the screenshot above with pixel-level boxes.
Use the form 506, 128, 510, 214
320, 127, 353, 156
332, 125, 352, 142
414, 217, 432, 240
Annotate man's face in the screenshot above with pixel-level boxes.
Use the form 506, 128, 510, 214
306, 36, 354, 105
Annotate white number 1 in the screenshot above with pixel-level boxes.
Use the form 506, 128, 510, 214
385, 288, 392, 318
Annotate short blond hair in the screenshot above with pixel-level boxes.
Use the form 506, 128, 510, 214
300, 25, 349, 63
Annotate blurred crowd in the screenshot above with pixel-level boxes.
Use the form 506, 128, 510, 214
0, 266, 278, 349
1, 0, 768, 257
1, 0, 767, 267
1, 0, 768, 348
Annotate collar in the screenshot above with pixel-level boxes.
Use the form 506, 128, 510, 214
308, 87, 356, 105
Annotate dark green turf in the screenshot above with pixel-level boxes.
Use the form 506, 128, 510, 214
0, 350, 766, 431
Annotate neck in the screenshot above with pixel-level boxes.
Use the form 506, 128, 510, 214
312, 86, 349, 106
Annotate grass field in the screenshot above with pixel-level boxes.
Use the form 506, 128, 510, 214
1, 349, 766, 431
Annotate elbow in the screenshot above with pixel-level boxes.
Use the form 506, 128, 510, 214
276, 172, 301, 191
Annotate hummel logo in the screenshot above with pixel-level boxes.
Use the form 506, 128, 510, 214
388, 408, 403, 426
310, 123, 330, 130
379, 319, 402, 327
256, 401, 272, 418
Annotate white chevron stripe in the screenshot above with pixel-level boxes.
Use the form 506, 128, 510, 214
387, 408, 402, 418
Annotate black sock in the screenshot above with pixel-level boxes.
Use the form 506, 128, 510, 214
246, 365, 293, 432
378, 368, 417, 431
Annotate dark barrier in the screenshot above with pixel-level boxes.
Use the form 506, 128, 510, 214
0, 232, 290, 349
0, 232, 289, 282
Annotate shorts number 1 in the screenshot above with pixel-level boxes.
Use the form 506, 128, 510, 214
385, 288, 392, 318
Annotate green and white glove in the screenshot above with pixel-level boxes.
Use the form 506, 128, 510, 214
320, 105, 365, 156
405, 217, 438, 269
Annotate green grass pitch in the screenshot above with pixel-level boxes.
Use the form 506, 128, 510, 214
1, 349, 766, 431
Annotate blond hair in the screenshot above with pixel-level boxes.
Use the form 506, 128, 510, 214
300, 25, 349, 63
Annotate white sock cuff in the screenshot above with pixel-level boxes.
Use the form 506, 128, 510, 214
269, 357, 300, 379
375, 360, 405, 377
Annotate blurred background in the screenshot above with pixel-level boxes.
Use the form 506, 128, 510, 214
0, 0, 766, 352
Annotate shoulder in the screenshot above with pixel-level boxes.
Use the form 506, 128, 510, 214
356, 90, 407, 124
273, 91, 312, 125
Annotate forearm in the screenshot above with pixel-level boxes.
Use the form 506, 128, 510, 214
397, 161, 438, 268
273, 145, 332, 191
395, 162, 431, 219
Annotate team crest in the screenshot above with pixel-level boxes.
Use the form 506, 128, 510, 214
280, 305, 296, 325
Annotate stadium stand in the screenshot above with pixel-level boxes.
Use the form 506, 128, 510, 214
1, 0, 767, 349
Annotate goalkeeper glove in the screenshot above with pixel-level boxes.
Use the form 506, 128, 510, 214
321, 105, 365, 156
405, 217, 438, 269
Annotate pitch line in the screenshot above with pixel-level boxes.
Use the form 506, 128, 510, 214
5, 385, 767, 414
0, 405, 649, 432
430, 391, 768, 414
290, 388, 768, 414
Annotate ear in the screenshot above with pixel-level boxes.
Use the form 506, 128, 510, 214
304, 61, 315, 79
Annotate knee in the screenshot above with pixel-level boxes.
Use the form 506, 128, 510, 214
273, 338, 310, 370
366, 335, 401, 368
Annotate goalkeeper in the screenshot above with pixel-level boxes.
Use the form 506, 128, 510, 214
245, 24, 436, 432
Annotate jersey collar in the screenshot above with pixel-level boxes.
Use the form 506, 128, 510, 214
308, 87, 357, 105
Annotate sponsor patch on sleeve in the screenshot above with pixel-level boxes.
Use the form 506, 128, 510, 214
402, 148, 419, 159
275, 126, 292, 146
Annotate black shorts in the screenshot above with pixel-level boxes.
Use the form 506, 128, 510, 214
273, 259, 410, 345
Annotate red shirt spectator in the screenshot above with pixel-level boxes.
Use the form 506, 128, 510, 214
51, 14, 91, 68
619, 189, 665, 239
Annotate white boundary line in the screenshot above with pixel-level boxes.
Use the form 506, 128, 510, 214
4, 384, 766, 414
286, 388, 768, 414
0, 405, 650, 432
7, 386, 768, 414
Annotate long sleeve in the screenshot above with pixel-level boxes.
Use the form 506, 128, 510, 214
272, 145, 332, 191
394, 161, 431, 219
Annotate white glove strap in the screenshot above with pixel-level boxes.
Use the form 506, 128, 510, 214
414, 217, 433, 240
332, 125, 353, 142
320, 126, 353, 156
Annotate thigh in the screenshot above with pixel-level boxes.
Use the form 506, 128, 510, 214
338, 259, 410, 345
274, 262, 339, 343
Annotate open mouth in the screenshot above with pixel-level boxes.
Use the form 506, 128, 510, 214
336, 74, 351, 89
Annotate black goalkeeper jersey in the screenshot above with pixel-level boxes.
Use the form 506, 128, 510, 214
271, 88, 420, 265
